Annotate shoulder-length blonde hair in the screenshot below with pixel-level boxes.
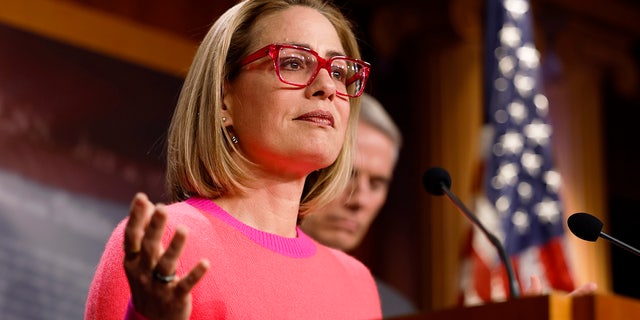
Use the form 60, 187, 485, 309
166, 0, 363, 216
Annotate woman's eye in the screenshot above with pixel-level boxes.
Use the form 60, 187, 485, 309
369, 178, 389, 192
280, 57, 306, 71
331, 66, 347, 81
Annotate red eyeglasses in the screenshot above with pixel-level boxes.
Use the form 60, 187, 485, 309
239, 44, 371, 98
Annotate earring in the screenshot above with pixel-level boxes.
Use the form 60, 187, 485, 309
231, 135, 239, 144
222, 116, 227, 122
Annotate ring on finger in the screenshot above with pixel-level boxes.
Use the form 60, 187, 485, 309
152, 269, 176, 283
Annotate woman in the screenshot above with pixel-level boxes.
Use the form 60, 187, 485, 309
85, 0, 380, 319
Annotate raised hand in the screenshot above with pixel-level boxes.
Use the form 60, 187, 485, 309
568, 281, 598, 297
524, 274, 598, 297
123, 193, 210, 320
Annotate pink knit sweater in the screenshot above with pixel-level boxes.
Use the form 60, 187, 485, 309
85, 197, 382, 319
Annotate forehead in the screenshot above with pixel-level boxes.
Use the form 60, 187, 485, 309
250, 6, 345, 56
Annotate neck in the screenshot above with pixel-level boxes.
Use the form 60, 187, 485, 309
214, 176, 306, 238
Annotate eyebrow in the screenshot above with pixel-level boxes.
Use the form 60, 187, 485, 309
287, 41, 346, 58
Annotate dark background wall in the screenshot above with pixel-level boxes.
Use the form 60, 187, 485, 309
1, 0, 639, 318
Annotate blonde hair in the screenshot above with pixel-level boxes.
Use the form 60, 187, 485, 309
166, 0, 363, 216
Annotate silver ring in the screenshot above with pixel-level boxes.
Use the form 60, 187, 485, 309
152, 269, 176, 283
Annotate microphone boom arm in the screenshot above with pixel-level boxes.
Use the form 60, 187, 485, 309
599, 232, 640, 256
440, 181, 521, 299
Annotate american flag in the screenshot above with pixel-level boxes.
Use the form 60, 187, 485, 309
459, 0, 575, 305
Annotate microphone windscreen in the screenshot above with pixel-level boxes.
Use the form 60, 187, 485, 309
567, 212, 603, 242
422, 167, 452, 196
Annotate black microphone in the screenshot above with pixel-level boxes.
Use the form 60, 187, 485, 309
567, 212, 640, 256
422, 167, 521, 299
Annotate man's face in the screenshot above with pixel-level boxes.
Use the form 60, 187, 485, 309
301, 122, 396, 251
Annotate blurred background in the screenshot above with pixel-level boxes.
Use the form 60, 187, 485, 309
0, 0, 639, 318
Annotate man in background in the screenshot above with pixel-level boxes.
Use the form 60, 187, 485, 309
301, 93, 417, 318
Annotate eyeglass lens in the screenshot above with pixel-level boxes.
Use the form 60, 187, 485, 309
277, 47, 366, 97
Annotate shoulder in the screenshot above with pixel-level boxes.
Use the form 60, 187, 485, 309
163, 200, 210, 227
375, 277, 417, 317
103, 200, 207, 248
322, 245, 374, 278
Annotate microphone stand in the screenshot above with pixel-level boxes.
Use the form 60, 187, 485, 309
439, 181, 521, 299
599, 232, 640, 256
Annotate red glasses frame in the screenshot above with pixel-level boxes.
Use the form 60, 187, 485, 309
239, 43, 371, 98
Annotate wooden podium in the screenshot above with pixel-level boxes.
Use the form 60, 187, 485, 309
393, 293, 640, 320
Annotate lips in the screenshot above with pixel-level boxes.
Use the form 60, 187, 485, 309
294, 110, 335, 127
330, 216, 358, 233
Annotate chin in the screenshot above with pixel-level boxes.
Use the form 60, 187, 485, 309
337, 240, 358, 252
325, 238, 352, 251
304, 153, 340, 171
305, 141, 342, 163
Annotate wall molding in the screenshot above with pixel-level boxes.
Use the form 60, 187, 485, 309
0, 0, 198, 76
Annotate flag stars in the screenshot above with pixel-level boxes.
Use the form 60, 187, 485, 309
514, 73, 536, 97
492, 162, 519, 189
512, 210, 530, 234
534, 198, 561, 224
497, 130, 524, 155
544, 170, 562, 192
494, 77, 510, 92
517, 181, 533, 202
516, 44, 540, 69
524, 120, 551, 145
495, 195, 511, 214
494, 109, 509, 123
521, 150, 543, 175
534, 94, 549, 117
507, 100, 527, 124
499, 23, 522, 48
498, 55, 517, 79
504, 0, 530, 19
